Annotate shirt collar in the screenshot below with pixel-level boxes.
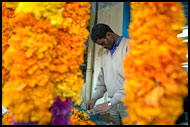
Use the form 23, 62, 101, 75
113, 36, 123, 49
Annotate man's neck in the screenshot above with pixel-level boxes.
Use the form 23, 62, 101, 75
109, 34, 121, 50
113, 34, 120, 43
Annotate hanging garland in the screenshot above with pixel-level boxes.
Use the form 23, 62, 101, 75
2, 2, 90, 125
122, 2, 188, 125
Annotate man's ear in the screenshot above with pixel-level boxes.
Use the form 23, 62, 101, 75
106, 32, 112, 38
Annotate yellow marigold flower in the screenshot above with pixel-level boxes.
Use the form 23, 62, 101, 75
15, 2, 66, 28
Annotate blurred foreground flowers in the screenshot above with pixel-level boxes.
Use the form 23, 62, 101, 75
2, 2, 90, 125
122, 2, 188, 125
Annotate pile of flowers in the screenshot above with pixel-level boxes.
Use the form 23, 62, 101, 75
2, 2, 90, 125
122, 2, 188, 125
71, 108, 95, 125
2, 112, 13, 125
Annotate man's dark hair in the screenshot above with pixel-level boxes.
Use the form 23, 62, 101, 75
90, 24, 114, 43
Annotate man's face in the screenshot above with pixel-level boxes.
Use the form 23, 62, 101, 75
95, 34, 114, 50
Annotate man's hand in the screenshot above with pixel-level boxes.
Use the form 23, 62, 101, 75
86, 98, 97, 110
88, 102, 111, 114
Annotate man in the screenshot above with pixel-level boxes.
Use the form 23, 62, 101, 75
86, 24, 129, 125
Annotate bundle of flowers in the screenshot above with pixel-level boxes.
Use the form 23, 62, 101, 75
122, 2, 188, 125
2, 2, 90, 125
71, 108, 95, 125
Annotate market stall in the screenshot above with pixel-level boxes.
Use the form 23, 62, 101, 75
2, 2, 188, 125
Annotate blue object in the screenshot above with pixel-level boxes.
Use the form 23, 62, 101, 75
181, 2, 188, 25
110, 36, 123, 56
73, 107, 112, 125
122, 2, 130, 38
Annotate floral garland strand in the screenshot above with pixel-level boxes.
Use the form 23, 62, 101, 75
3, 17, 57, 124
122, 2, 188, 125
2, 2, 90, 125
53, 2, 90, 105
2, 3, 17, 125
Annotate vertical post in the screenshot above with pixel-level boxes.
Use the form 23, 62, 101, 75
122, 2, 130, 38
85, 2, 98, 105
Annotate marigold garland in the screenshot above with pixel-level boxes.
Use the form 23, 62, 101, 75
71, 108, 95, 125
122, 2, 188, 125
2, 2, 90, 125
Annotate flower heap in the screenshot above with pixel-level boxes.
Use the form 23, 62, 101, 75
2, 2, 90, 125
122, 2, 188, 125
2, 112, 13, 125
2, 2, 18, 87
71, 108, 95, 125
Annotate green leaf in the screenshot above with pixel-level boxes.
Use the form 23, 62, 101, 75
79, 114, 85, 120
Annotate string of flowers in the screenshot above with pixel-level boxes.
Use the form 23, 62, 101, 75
122, 2, 188, 125
2, 2, 90, 125
71, 108, 95, 125
2, 4, 17, 125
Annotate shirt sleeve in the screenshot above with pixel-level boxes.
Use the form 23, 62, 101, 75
109, 85, 126, 106
91, 58, 107, 99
